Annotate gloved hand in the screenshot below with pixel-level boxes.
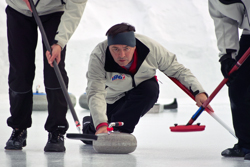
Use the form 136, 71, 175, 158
219, 54, 238, 86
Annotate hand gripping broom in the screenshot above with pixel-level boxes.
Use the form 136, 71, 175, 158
169, 47, 250, 138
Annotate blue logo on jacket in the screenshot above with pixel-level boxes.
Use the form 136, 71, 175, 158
112, 74, 125, 81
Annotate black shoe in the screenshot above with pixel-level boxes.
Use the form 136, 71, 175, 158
5, 129, 27, 150
81, 116, 93, 145
245, 153, 250, 160
221, 144, 245, 157
44, 131, 65, 152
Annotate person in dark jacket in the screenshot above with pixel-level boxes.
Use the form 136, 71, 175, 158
209, 0, 250, 160
5, 0, 87, 152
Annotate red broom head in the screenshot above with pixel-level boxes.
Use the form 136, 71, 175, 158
170, 124, 205, 132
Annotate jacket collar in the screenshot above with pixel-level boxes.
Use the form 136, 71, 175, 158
104, 38, 150, 74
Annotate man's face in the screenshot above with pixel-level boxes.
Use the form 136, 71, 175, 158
109, 45, 136, 66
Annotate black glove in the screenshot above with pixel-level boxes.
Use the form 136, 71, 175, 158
219, 54, 238, 86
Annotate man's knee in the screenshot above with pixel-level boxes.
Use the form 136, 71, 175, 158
137, 77, 159, 98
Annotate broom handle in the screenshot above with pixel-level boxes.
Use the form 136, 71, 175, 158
29, 0, 81, 133
187, 47, 250, 125
169, 77, 212, 113
202, 47, 250, 108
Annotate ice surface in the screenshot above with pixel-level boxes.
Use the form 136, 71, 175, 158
0, 94, 248, 167
0, 1, 247, 166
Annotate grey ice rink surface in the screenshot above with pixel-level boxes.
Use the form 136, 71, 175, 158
0, 94, 250, 167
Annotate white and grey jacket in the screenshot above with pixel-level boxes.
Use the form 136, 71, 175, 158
209, 0, 250, 58
6, 0, 87, 49
86, 33, 206, 128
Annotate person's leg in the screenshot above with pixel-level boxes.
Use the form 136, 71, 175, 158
40, 12, 69, 152
82, 77, 159, 138
5, 6, 38, 150
222, 34, 250, 158
107, 77, 159, 133
230, 34, 250, 150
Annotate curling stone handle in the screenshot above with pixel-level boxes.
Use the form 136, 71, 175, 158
108, 122, 124, 128
107, 122, 124, 132
36, 85, 40, 93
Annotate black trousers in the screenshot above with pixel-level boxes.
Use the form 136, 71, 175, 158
6, 6, 69, 134
83, 77, 159, 134
229, 34, 250, 149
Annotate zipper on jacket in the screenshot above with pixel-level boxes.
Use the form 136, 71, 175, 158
131, 75, 136, 87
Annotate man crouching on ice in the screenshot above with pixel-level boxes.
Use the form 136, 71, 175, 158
82, 23, 210, 143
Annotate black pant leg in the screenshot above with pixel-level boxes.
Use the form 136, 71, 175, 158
41, 12, 68, 89
45, 88, 69, 134
40, 12, 69, 134
229, 34, 250, 149
7, 89, 33, 129
6, 6, 38, 129
107, 77, 159, 133
7, 6, 37, 92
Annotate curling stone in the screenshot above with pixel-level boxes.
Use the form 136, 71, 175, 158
32, 86, 77, 111
33, 92, 48, 111
67, 122, 137, 154
33, 92, 76, 111
69, 93, 77, 107
93, 132, 137, 154
79, 93, 89, 110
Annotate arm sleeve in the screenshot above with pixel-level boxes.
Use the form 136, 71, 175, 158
154, 41, 206, 97
208, 0, 240, 58
54, 0, 87, 49
86, 44, 108, 128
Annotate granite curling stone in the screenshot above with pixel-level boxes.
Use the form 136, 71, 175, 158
93, 132, 137, 154
33, 92, 76, 111
79, 93, 89, 110
32, 92, 47, 111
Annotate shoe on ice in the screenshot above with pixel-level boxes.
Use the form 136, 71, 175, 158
5, 129, 27, 150
44, 131, 65, 152
245, 153, 250, 160
243, 148, 250, 160
81, 116, 93, 145
221, 144, 246, 157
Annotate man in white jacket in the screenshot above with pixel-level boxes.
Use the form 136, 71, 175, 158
209, 0, 250, 160
5, 0, 87, 152
82, 23, 211, 143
